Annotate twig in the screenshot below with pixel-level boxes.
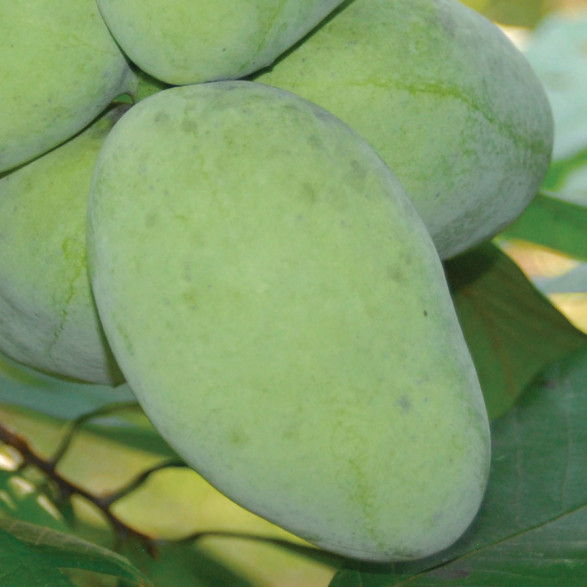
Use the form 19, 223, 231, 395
0, 420, 185, 558
51, 401, 141, 465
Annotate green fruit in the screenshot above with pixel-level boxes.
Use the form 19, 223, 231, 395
254, 0, 554, 259
0, 107, 126, 385
94, 0, 346, 85
0, 0, 136, 174
88, 81, 490, 561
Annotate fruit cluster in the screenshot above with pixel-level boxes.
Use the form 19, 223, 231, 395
1, 0, 553, 562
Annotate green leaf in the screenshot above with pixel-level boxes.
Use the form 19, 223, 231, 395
555, 162, 587, 210
0, 351, 135, 419
523, 12, 587, 163
176, 531, 344, 569
445, 242, 587, 419
462, 0, 547, 28
236, 535, 343, 568
413, 507, 587, 586
121, 539, 254, 587
329, 346, 587, 586
541, 146, 587, 197
40, 401, 179, 459
500, 192, 587, 260
131, 66, 172, 103
0, 527, 75, 587
0, 400, 177, 470
83, 409, 179, 458
0, 518, 151, 586
521, 11, 587, 212
533, 262, 587, 295
0, 469, 67, 532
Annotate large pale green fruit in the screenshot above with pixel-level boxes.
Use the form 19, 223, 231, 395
0, 107, 125, 385
0, 0, 136, 174
87, 81, 490, 561
94, 0, 345, 85
255, 0, 554, 259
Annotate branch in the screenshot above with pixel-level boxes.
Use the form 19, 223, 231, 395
51, 401, 140, 465
0, 420, 185, 558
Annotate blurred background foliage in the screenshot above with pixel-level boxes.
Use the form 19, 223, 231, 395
474, 0, 587, 336
0, 1, 586, 586
464, 0, 587, 26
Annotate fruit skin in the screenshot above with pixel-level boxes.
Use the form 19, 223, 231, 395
94, 0, 345, 85
254, 0, 554, 259
87, 81, 490, 561
0, 0, 136, 174
0, 107, 126, 386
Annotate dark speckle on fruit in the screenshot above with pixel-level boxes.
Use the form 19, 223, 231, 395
182, 118, 198, 134
395, 395, 412, 413
229, 427, 249, 447
153, 110, 170, 124
387, 265, 404, 282
307, 133, 324, 150
181, 288, 198, 310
